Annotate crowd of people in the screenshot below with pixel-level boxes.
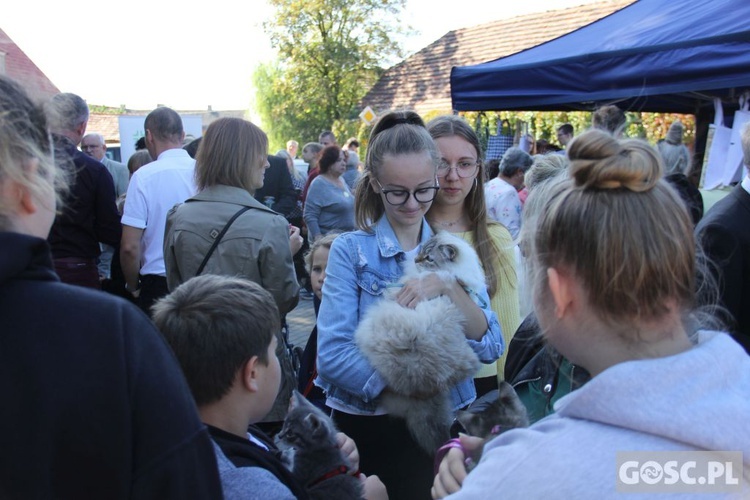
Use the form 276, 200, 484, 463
1, 71, 749, 499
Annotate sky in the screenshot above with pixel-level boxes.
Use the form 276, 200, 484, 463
4, 0, 601, 112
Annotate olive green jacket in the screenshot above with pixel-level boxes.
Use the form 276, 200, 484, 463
164, 184, 300, 422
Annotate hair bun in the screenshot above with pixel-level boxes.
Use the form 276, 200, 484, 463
567, 129, 661, 192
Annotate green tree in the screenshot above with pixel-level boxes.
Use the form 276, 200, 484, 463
256, 0, 409, 151
462, 110, 695, 156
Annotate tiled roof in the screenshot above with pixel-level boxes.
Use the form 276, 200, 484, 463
362, 0, 635, 115
0, 27, 59, 98
86, 108, 249, 144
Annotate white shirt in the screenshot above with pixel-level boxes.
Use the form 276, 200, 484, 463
484, 177, 522, 240
121, 148, 197, 276
741, 173, 750, 195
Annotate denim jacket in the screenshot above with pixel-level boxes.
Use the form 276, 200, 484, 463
315, 216, 503, 414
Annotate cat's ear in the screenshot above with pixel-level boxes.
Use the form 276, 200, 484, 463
304, 413, 327, 437
439, 243, 457, 262
289, 390, 305, 411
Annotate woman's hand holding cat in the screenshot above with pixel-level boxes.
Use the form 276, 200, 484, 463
431, 434, 485, 499
336, 432, 360, 472
396, 273, 452, 308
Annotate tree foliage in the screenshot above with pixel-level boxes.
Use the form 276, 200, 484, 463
255, 0, 409, 151
461, 110, 696, 156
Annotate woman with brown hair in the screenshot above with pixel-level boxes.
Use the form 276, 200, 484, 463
426, 115, 520, 396
303, 144, 356, 241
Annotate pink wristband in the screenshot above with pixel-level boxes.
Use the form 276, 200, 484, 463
434, 438, 465, 476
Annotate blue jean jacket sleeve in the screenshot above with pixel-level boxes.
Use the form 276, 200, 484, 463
315, 236, 387, 403
465, 287, 503, 363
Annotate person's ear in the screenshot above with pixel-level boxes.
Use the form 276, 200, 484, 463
75, 121, 87, 141
369, 176, 381, 194
241, 356, 261, 393
547, 267, 574, 319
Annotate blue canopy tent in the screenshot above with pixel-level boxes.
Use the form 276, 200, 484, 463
450, 0, 750, 114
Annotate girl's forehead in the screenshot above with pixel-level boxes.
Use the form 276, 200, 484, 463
378, 152, 435, 185
312, 247, 330, 262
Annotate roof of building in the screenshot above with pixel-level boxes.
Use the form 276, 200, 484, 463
0, 27, 59, 98
361, 0, 635, 116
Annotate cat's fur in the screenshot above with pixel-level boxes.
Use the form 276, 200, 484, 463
276, 391, 363, 499
355, 231, 486, 454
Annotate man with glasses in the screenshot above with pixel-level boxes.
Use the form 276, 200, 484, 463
484, 147, 533, 239
81, 132, 130, 280
81, 133, 129, 197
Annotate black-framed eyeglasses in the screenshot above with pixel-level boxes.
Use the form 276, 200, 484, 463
437, 159, 480, 178
374, 179, 440, 206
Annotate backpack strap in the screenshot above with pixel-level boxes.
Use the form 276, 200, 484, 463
195, 206, 251, 276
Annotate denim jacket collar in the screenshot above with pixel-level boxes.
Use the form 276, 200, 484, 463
374, 215, 434, 258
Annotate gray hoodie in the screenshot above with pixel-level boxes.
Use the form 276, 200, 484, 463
450, 331, 750, 499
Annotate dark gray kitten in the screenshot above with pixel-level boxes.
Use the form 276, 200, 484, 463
453, 381, 529, 470
455, 381, 529, 440
276, 391, 363, 499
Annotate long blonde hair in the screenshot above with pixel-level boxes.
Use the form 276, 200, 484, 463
0, 77, 66, 231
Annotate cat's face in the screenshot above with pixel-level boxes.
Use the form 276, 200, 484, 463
415, 232, 460, 272
454, 382, 529, 440
277, 391, 338, 450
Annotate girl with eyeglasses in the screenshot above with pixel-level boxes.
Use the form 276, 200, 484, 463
315, 110, 502, 500
426, 115, 520, 397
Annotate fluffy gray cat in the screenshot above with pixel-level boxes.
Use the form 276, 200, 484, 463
276, 391, 363, 499
355, 231, 487, 455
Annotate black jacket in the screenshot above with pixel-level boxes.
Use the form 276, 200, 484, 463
47, 135, 121, 258
0, 232, 222, 499
696, 184, 750, 352
255, 155, 297, 219
208, 425, 309, 499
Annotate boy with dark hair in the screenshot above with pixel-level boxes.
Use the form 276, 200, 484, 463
152, 275, 386, 500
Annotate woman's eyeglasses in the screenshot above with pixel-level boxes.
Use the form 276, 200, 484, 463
375, 179, 440, 206
437, 160, 480, 178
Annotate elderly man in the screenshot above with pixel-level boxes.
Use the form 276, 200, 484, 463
81, 133, 129, 197
696, 122, 750, 353
484, 147, 533, 239
45, 93, 121, 289
286, 139, 298, 159
120, 107, 196, 314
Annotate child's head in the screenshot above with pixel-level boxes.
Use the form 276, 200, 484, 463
305, 233, 339, 300
152, 275, 281, 414
302, 142, 323, 164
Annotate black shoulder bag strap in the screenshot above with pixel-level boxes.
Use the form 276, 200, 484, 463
195, 206, 252, 276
